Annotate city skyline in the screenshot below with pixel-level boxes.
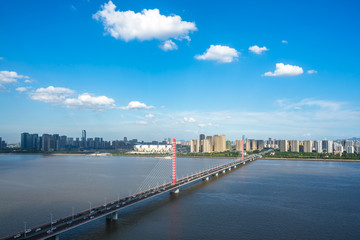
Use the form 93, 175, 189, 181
1, 0, 360, 142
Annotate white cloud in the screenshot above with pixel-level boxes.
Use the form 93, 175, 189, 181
93, 1, 197, 44
146, 114, 154, 118
264, 63, 303, 77
16, 87, 29, 92
24, 79, 32, 83
277, 98, 343, 111
120, 101, 154, 110
183, 117, 196, 123
64, 93, 115, 109
136, 120, 148, 125
198, 123, 213, 128
0, 71, 29, 86
159, 40, 178, 51
195, 45, 239, 63
30, 86, 74, 103
249, 45, 269, 54
282, 40, 288, 44
29, 86, 116, 110
307, 69, 318, 74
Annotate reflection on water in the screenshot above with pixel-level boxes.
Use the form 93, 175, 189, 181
0, 156, 360, 240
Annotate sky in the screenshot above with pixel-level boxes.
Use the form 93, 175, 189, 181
1, 0, 360, 143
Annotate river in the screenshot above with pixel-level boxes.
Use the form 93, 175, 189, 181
0, 155, 359, 239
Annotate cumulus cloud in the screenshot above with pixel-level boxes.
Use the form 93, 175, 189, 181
24, 79, 32, 83
159, 40, 178, 51
16, 87, 29, 92
282, 40, 288, 44
120, 101, 154, 110
0, 71, 29, 88
264, 63, 303, 77
195, 45, 239, 63
183, 117, 196, 123
64, 93, 115, 109
93, 1, 197, 49
307, 69, 318, 74
249, 45, 269, 54
30, 86, 74, 103
29, 86, 116, 110
146, 114, 154, 118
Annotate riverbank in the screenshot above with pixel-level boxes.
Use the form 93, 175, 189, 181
263, 157, 360, 162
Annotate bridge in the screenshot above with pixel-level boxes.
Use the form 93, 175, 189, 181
2, 139, 272, 240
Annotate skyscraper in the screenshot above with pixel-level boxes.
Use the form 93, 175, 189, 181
303, 140, 313, 153
82, 130, 86, 142
199, 134, 205, 152
280, 140, 288, 152
213, 135, 226, 152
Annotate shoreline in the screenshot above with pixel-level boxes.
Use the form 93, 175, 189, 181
1, 153, 360, 162
262, 157, 360, 162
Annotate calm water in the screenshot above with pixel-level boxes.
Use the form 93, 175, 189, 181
0, 155, 359, 239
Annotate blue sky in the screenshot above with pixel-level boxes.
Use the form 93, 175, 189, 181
1, 0, 359, 142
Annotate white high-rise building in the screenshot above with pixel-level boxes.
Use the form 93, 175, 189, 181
347, 146, 355, 154
303, 140, 313, 153
314, 140, 323, 153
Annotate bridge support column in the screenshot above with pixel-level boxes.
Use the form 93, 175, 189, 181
106, 212, 118, 221
215, 173, 219, 176
203, 176, 209, 181
171, 188, 179, 194
223, 170, 226, 173
49, 235, 59, 240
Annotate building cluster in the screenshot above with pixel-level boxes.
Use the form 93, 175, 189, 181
277, 139, 360, 155
190, 134, 227, 153
20, 131, 112, 152
19, 130, 180, 152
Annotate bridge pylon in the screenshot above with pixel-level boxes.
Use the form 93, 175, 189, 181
172, 138, 176, 185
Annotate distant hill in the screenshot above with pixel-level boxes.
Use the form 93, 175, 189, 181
335, 137, 360, 141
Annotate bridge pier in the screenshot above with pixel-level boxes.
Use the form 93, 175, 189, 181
106, 211, 118, 221
215, 173, 219, 176
203, 176, 209, 181
223, 170, 226, 173
171, 188, 179, 194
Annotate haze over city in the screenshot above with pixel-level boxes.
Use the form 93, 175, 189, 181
1, 0, 360, 143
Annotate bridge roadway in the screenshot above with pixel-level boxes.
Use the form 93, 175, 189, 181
3, 150, 271, 240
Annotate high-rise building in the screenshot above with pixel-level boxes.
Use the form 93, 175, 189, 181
199, 134, 205, 152
290, 140, 300, 152
246, 140, 251, 151
82, 130, 86, 142
42, 134, 52, 152
257, 140, 264, 151
334, 142, 343, 152
323, 140, 333, 153
347, 146, 355, 154
236, 140, 243, 151
251, 139, 257, 151
303, 140, 313, 153
314, 141, 323, 153
0, 137, 2, 149
279, 140, 288, 152
203, 138, 212, 153
206, 136, 213, 151
214, 135, 226, 152
190, 139, 200, 153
